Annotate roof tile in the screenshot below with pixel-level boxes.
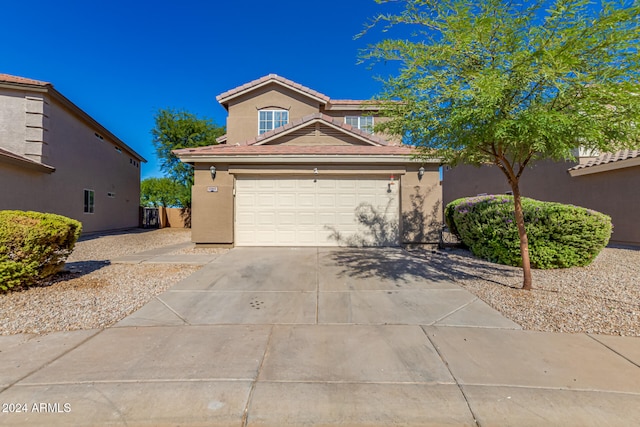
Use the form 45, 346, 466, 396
0, 73, 50, 86
569, 149, 640, 171
217, 74, 331, 104
174, 144, 414, 156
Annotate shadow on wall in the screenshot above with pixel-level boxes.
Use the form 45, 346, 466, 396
402, 184, 441, 244
179, 207, 191, 228
325, 197, 399, 246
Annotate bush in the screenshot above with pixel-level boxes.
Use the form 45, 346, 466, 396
0, 211, 82, 291
445, 195, 612, 269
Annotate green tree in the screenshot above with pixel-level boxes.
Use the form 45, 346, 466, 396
140, 177, 190, 208
151, 108, 225, 205
361, 0, 640, 290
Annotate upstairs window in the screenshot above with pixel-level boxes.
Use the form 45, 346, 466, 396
345, 116, 374, 134
259, 110, 288, 134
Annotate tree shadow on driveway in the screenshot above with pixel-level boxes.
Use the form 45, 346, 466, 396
326, 247, 522, 288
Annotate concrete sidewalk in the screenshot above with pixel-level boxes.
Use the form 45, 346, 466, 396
1, 247, 639, 426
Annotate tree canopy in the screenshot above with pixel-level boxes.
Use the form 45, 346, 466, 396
361, 0, 640, 289
140, 177, 190, 208
151, 108, 225, 188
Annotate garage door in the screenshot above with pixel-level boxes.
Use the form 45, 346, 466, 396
235, 177, 399, 246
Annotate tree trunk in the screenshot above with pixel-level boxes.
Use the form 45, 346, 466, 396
510, 182, 533, 290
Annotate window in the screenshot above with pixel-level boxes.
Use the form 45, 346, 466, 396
345, 116, 374, 134
84, 189, 95, 214
259, 110, 288, 134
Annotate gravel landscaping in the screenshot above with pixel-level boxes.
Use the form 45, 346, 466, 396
0, 229, 203, 335
1, 228, 638, 336
421, 245, 640, 336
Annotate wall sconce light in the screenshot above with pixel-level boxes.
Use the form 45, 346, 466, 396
418, 166, 425, 180
210, 166, 217, 180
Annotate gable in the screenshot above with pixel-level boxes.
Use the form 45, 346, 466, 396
247, 113, 389, 147
217, 74, 329, 109
262, 123, 373, 147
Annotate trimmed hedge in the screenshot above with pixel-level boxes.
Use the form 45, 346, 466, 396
0, 211, 82, 291
445, 195, 612, 269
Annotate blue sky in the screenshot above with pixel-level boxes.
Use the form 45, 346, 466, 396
1, 0, 403, 179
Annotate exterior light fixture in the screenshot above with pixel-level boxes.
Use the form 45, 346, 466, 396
210, 166, 217, 180
418, 166, 425, 180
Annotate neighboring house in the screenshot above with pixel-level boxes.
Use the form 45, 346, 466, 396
174, 74, 441, 247
0, 74, 146, 233
443, 150, 640, 246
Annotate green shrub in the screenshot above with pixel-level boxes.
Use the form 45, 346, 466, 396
0, 211, 82, 291
445, 195, 612, 269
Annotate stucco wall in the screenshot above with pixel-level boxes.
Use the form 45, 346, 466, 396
225, 84, 320, 145
443, 160, 640, 246
0, 88, 141, 233
401, 164, 442, 244
191, 164, 235, 244
190, 162, 442, 246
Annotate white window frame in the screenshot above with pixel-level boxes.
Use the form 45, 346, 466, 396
259, 109, 289, 134
345, 116, 374, 134
83, 189, 95, 214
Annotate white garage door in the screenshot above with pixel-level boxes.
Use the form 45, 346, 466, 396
235, 177, 399, 246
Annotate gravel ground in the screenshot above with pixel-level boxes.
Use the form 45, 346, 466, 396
1, 228, 638, 336
423, 245, 640, 336
0, 229, 201, 335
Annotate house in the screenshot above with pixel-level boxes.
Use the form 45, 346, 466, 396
0, 74, 146, 233
443, 150, 640, 246
174, 74, 441, 247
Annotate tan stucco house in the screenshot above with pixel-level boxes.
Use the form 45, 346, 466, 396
443, 150, 640, 246
174, 74, 441, 247
0, 74, 146, 233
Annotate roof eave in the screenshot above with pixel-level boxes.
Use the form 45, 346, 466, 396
569, 156, 640, 176
0, 79, 147, 163
0, 151, 56, 173
175, 153, 435, 165
217, 79, 329, 107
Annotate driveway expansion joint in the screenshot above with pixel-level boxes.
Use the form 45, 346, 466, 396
421, 325, 481, 427
587, 334, 640, 369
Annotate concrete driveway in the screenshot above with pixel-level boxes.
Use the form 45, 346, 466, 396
117, 247, 519, 328
2, 247, 640, 426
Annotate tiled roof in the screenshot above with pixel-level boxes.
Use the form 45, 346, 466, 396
0, 147, 55, 172
245, 113, 390, 147
174, 143, 414, 157
0, 73, 146, 163
217, 74, 331, 105
569, 150, 640, 171
0, 73, 50, 86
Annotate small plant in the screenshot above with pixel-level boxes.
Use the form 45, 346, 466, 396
445, 195, 611, 269
0, 211, 82, 291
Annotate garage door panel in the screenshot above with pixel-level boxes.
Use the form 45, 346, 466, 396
275, 230, 296, 245
277, 193, 296, 208
297, 193, 316, 208
317, 194, 336, 209
256, 229, 277, 242
335, 212, 356, 227
298, 212, 317, 226
277, 212, 296, 227
235, 177, 399, 246
257, 180, 277, 190
257, 212, 276, 226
